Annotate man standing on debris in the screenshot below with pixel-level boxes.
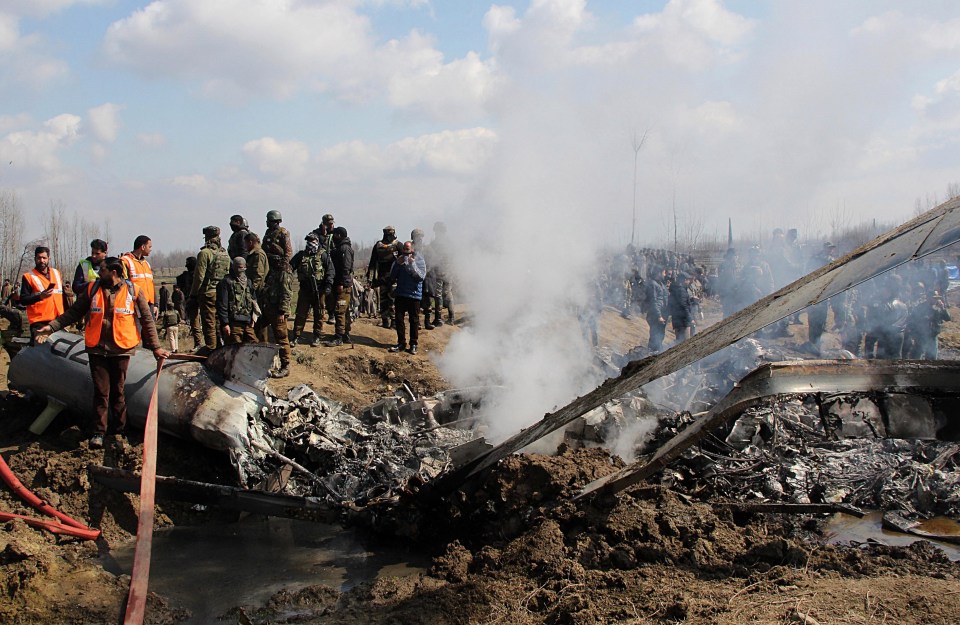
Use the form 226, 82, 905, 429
176, 256, 202, 348
367, 225, 402, 328
36, 256, 170, 448
217, 256, 258, 344
645, 266, 669, 352
262, 210, 292, 265
388, 240, 426, 354
190, 226, 231, 351
122, 236, 156, 318
20, 246, 65, 342
255, 253, 293, 377
327, 226, 354, 346
227, 214, 249, 259
291, 232, 334, 346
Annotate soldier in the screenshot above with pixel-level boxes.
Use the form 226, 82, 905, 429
122, 235, 156, 317
255, 254, 293, 377
244, 232, 269, 297
176, 257, 202, 348
645, 266, 669, 352
227, 214, 250, 259
216, 256, 258, 344
311, 214, 337, 324
327, 227, 354, 346
262, 209, 292, 264
0, 279, 11, 305
20, 246, 64, 341
366, 225, 402, 328
291, 232, 334, 346
190, 225, 231, 351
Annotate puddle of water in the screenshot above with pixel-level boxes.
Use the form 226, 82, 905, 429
101, 516, 428, 624
823, 510, 960, 561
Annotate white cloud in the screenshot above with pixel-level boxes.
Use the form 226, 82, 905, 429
0, 113, 81, 171
102, 0, 496, 121
87, 102, 124, 143
242, 137, 310, 178
137, 132, 167, 148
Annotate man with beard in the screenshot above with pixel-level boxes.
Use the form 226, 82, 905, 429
122, 235, 156, 318
20, 246, 64, 342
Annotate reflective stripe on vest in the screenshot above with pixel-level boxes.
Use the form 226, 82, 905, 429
23, 268, 64, 324
85, 281, 140, 350
123, 254, 155, 304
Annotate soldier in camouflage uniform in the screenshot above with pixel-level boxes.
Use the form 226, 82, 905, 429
227, 214, 249, 259
291, 232, 334, 346
216, 256, 257, 344
262, 209, 292, 264
191, 225, 231, 351
310, 214, 336, 323
244, 232, 269, 297
366, 225, 402, 328
255, 254, 293, 377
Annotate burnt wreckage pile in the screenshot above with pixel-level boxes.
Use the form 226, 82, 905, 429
243, 385, 488, 508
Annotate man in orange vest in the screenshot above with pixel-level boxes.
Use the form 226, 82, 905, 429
122, 235, 157, 319
36, 257, 169, 448
19, 246, 65, 342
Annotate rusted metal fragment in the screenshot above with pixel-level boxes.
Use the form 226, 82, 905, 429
576, 360, 960, 500
88, 464, 340, 522
432, 197, 960, 493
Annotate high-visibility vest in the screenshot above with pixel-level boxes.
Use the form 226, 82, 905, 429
79, 258, 98, 283
85, 281, 140, 350
122, 253, 155, 304
22, 268, 64, 324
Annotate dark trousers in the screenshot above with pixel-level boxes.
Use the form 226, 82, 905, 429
224, 322, 257, 344
394, 296, 421, 347
294, 283, 324, 338
647, 317, 666, 352
89, 354, 131, 434
254, 308, 291, 367
334, 288, 352, 337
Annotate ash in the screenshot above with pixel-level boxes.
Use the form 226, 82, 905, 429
244, 385, 482, 508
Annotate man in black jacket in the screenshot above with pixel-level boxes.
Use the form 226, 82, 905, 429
291, 233, 334, 346
327, 227, 354, 346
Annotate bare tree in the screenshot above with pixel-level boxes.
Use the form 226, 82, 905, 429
630, 129, 649, 247
0, 190, 25, 284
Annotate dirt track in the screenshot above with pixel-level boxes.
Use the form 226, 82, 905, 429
1, 310, 959, 624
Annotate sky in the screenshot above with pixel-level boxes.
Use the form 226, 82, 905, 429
2, 0, 960, 252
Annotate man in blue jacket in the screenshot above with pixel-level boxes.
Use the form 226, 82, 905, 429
388, 240, 426, 354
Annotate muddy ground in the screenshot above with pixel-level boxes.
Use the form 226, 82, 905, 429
1, 305, 959, 624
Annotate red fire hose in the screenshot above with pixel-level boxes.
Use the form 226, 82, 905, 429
0, 450, 101, 541
122, 356, 166, 625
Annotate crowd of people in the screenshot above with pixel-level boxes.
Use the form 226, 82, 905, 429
595, 231, 954, 358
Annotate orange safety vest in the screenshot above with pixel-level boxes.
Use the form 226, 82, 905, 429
122, 253, 155, 304
85, 281, 141, 350
23, 268, 65, 324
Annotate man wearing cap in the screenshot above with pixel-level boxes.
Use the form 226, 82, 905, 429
291, 232, 334, 346
217, 256, 258, 344
262, 210, 292, 265
227, 214, 250, 259
190, 226, 231, 351
327, 227, 354, 346
311, 214, 336, 323
367, 226, 402, 328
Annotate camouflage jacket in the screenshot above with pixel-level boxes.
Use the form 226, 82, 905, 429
262, 226, 292, 263
262, 267, 293, 314
192, 239, 231, 296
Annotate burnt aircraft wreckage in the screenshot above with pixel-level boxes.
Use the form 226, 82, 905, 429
6, 197, 960, 540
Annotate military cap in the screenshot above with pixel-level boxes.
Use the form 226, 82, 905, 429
322, 214, 334, 224
202, 225, 220, 237
383, 225, 395, 233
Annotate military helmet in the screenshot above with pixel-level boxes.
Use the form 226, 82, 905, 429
202, 225, 220, 238
266, 209, 282, 223
322, 213, 334, 224
383, 225, 395, 233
